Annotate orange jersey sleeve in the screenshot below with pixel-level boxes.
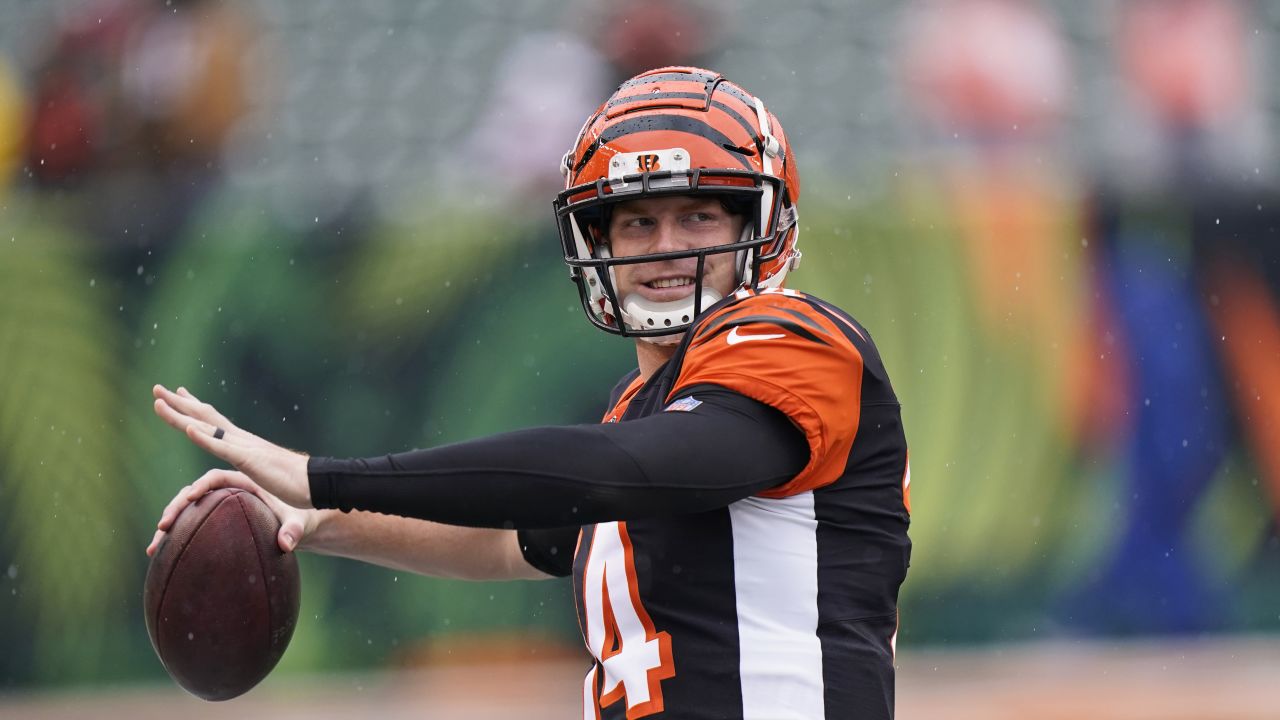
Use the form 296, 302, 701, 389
670, 290, 865, 498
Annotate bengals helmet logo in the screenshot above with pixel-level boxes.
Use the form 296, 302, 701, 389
636, 154, 661, 172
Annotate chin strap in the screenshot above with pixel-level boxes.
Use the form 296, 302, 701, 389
622, 287, 723, 344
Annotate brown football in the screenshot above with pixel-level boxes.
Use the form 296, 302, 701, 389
144, 488, 300, 701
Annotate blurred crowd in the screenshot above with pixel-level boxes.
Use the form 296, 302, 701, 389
897, 0, 1280, 635
1, 0, 1278, 689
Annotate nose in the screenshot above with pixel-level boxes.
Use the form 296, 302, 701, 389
649, 218, 685, 253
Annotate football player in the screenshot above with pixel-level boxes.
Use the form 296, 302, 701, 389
149, 66, 912, 719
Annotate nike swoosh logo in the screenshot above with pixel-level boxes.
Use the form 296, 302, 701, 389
726, 327, 785, 345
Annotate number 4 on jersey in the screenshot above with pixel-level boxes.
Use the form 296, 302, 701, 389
582, 521, 675, 718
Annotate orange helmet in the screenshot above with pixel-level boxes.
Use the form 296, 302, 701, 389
554, 66, 801, 340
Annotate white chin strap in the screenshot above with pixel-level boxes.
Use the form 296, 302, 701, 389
621, 288, 723, 345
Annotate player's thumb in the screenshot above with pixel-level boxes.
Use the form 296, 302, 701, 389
278, 516, 304, 553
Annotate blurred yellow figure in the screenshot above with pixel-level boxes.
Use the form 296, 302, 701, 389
0, 55, 23, 192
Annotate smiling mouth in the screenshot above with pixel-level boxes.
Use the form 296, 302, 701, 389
646, 277, 695, 289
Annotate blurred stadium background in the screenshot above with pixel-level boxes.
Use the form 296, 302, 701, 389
1, 0, 1278, 717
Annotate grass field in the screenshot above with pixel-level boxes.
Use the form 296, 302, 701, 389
3, 635, 1276, 719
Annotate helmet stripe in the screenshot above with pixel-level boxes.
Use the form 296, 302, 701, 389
619, 69, 720, 89
604, 96, 755, 151
573, 114, 755, 173
708, 101, 759, 147
616, 72, 757, 119
607, 91, 707, 111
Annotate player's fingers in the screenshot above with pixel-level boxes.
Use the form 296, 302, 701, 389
184, 468, 256, 501
150, 471, 257, 555
174, 385, 233, 426
154, 384, 233, 428
153, 392, 232, 438
184, 422, 253, 469
158, 397, 254, 451
146, 528, 166, 557
153, 397, 199, 435
156, 484, 195, 531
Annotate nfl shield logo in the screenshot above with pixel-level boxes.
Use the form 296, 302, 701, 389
664, 396, 702, 413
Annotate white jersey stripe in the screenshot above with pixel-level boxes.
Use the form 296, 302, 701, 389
729, 492, 824, 719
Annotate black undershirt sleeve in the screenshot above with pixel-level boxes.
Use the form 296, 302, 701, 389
516, 526, 578, 577
307, 387, 809, 533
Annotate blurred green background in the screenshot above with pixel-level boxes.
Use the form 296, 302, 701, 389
1, 0, 1278, 697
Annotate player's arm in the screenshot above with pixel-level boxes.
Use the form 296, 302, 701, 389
307, 384, 808, 528
300, 510, 550, 581
150, 382, 807, 572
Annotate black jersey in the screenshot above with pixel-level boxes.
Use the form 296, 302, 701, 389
536, 288, 911, 720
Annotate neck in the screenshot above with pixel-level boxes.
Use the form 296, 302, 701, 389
634, 339, 678, 381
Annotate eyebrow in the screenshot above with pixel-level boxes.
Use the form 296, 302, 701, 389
614, 200, 720, 216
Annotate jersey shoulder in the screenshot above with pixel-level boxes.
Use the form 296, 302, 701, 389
684, 288, 892, 389
671, 288, 882, 496
690, 288, 859, 342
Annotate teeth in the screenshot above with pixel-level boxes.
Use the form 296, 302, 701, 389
649, 278, 693, 289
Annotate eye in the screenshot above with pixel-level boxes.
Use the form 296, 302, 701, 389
684, 211, 721, 225
610, 215, 654, 240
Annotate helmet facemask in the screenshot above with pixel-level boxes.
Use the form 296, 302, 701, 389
555, 167, 794, 341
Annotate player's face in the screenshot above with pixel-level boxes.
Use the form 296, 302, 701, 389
605, 195, 746, 304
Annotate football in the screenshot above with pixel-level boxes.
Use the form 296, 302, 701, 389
143, 488, 301, 701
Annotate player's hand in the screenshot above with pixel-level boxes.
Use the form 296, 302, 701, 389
145, 469, 319, 556
152, 384, 312, 509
